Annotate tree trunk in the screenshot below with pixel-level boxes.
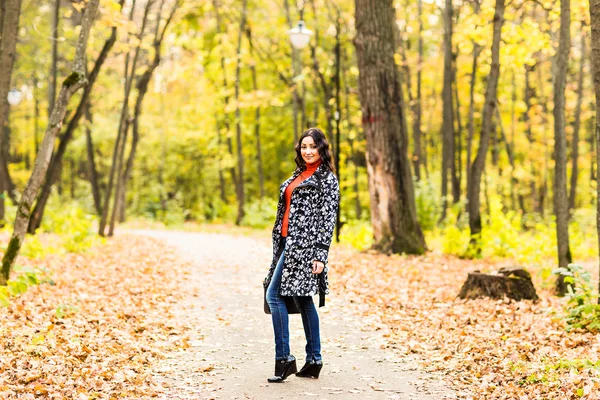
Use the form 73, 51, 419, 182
537, 56, 549, 215
467, 0, 505, 255
283, 0, 300, 144
101, 0, 150, 236
118, 0, 179, 226
458, 268, 538, 301
84, 102, 102, 215
0, 0, 22, 223
452, 46, 462, 204
48, 0, 60, 117
353, 153, 361, 219
412, 0, 423, 181
28, 0, 125, 234
343, 48, 361, 220
440, 0, 454, 221
334, 5, 342, 242
591, 0, 600, 303
33, 75, 40, 156
569, 27, 586, 211
234, 0, 247, 225
213, 0, 238, 189
354, 0, 426, 255
554, 0, 573, 295
465, 0, 480, 210
246, 26, 265, 199
1, 0, 99, 285
215, 115, 226, 201
523, 63, 537, 212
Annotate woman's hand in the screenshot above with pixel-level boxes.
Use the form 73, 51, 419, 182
312, 260, 325, 274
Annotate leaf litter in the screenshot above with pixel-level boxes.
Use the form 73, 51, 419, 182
331, 244, 600, 399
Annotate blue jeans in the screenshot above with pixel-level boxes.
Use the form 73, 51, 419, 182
266, 239, 322, 362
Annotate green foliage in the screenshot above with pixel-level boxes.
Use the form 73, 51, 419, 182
481, 195, 522, 259
0, 264, 52, 307
550, 358, 600, 372
39, 201, 100, 253
241, 198, 278, 229
2, 199, 100, 260
20, 234, 55, 259
426, 194, 598, 274
339, 219, 373, 251
555, 264, 600, 333
200, 197, 237, 224
414, 179, 442, 232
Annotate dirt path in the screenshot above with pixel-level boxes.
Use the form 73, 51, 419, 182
132, 230, 455, 400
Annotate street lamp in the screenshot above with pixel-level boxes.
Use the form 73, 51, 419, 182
288, 20, 313, 49
7, 88, 23, 106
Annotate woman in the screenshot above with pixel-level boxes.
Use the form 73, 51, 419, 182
263, 127, 340, 383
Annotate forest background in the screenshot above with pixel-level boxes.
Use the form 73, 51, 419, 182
2, 0, 600, 398
2, 0, 597, 268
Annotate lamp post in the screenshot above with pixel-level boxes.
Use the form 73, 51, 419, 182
7, 88, 23, 106
288, 19, 312, 143
288, 20, 313, 50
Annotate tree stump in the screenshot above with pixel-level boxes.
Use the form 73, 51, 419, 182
457, 268, 539, 301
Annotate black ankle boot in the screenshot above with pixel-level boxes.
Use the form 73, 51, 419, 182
267, 355, 297, 383
295, 360, 323, 378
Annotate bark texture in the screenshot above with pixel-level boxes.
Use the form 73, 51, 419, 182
0, 0, 22, 222
458, 268, 539, 301
441, 0, 455, 219
553, 0, 573, 295
590, 0, 600, 303
354, 0, 426, 254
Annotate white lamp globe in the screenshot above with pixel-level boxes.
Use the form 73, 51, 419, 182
7, 88, 23, 106
288, 20, 313, 49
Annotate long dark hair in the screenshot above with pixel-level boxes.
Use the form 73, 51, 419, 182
294, 128, 336, 174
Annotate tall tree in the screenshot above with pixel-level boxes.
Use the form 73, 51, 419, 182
100, 0, 151, 236
466, 0, 481, 203
440, 0, 455, 220
1, 0, 100, 285
84, 102, 102, 215
246, 25, 265, 199
467, 0, 505, 254
234, 0, 247, 225
213, 0, 238, 190
569, 26, 586, 211
412, 0, 424, 181
590, 0, 600, 302
283, 0, 300, 143
354, 0, 426, 254
0, 0, 22, 223
332, 3, 342, 241
48, 0, 60, 116
553, 0, 572, 295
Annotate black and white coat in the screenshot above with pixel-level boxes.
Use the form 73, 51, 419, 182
263, 163, 340, 300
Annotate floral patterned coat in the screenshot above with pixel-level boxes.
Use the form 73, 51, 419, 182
263, 163, 340, 302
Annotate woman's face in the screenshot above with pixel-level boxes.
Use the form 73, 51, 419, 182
300, 136, 321, 164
